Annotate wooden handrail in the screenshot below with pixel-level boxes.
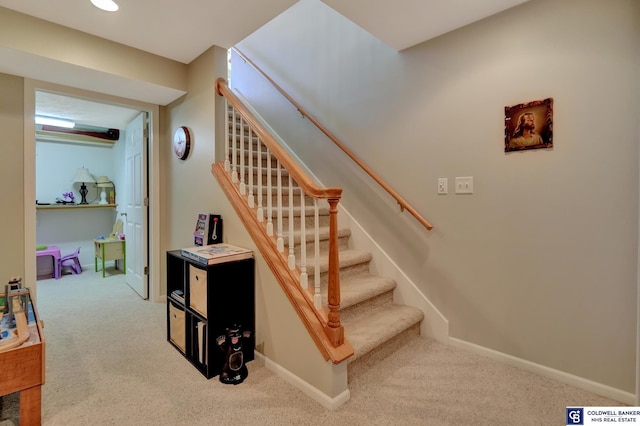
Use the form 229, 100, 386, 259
231, 47, 433, 231
216, 77, 347, 352
216, 78, 342, 201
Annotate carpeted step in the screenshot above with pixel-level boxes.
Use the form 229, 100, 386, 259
346, 321, 422, 383
344, 303, 424, 362
267, 205, 331, 228
286, 226, 351, 257
330, 274, 396, 323
304, 249, 372, 285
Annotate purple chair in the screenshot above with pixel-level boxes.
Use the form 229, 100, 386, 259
60, 247, 82, 275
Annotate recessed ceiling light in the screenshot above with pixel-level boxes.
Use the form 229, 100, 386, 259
91, 0, 119, 12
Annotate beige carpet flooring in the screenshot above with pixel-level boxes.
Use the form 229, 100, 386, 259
0, 270, 627, 425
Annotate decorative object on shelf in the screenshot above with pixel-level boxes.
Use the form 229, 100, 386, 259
193, 213, 223, 246
504, 98, 554, 153
62, 192, 75, 204
72, 167, 96, 204
95, 176, 115, 205
173, 126, 191, 160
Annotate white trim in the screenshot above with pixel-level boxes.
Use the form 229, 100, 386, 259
449, 337, 636, 405
254, 352, 351, 410
23, 81, 37, 294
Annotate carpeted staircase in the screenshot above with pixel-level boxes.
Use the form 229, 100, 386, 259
223, 110, 424, 380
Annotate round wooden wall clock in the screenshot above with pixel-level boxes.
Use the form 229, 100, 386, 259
173, 126, 191, 160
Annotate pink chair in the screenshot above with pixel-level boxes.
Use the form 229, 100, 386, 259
60, 247, 82, 275
36, 245, 61, 279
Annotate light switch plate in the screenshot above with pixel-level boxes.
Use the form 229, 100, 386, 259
437, 178, 448, 194
455, 176, 473, 194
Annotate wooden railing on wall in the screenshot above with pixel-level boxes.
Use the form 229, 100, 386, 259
215, 78, 353, 363
232, 48, 433, 231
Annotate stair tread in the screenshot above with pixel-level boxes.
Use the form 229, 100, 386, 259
333, 274, 396, 310
267, 205, 330, 217
344, 304, 424, 360
306, 249, 372, 272
286, 226, 350, 243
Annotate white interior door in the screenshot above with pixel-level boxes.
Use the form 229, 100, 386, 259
125, 112, 148, 299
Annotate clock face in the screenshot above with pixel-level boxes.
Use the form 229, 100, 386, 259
173, 126, 190, 160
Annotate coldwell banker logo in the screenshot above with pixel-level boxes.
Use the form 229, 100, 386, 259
566, 407, 584, 425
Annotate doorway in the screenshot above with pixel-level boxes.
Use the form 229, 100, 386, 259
26, 81, 161, 301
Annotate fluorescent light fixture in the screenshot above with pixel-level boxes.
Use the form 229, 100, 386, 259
91, 0, 119, 12
35, 116, 75, 128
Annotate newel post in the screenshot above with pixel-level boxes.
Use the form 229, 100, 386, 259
325, 197, 344, 346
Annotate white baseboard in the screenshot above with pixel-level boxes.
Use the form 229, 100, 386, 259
254, 352, 351, 410
449, 337, 636, 405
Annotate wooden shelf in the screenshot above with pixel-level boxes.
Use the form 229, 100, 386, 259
0, 290, 45, 425
36, 204, 117, 210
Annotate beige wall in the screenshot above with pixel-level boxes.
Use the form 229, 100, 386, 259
161, 45, 342, 398
0, 73, 25, 281
162, 46, 222, 263
2, 0, 638, 402
236, 0, 640, 395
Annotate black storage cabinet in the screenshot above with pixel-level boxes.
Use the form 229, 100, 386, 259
166, 250, 255, 379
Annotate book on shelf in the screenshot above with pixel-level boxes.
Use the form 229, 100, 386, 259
197, 321, 206, 364
180, 243, 253, 266
171, 289, 184, 303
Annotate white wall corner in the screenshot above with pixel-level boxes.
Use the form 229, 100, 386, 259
254, 351, 351, 410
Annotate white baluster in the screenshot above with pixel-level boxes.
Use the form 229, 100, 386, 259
239, 117, 246, 195
224, 101, 230, 173
288, 176, 295, 270
314, 199, 321, 309
256, 139, 264, 222
231, 108, 238, 183
276, 160, 284, 252
266, 148, 274, 236
247, 129, 255, 208
300, 189, 308, 289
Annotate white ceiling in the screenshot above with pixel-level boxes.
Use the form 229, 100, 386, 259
322, 0, 531, 51
0, 0, 529, 129
36, 91, 141, 130
0, 0, 299, 64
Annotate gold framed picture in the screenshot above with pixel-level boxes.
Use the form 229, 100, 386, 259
504, 98, 553, 152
